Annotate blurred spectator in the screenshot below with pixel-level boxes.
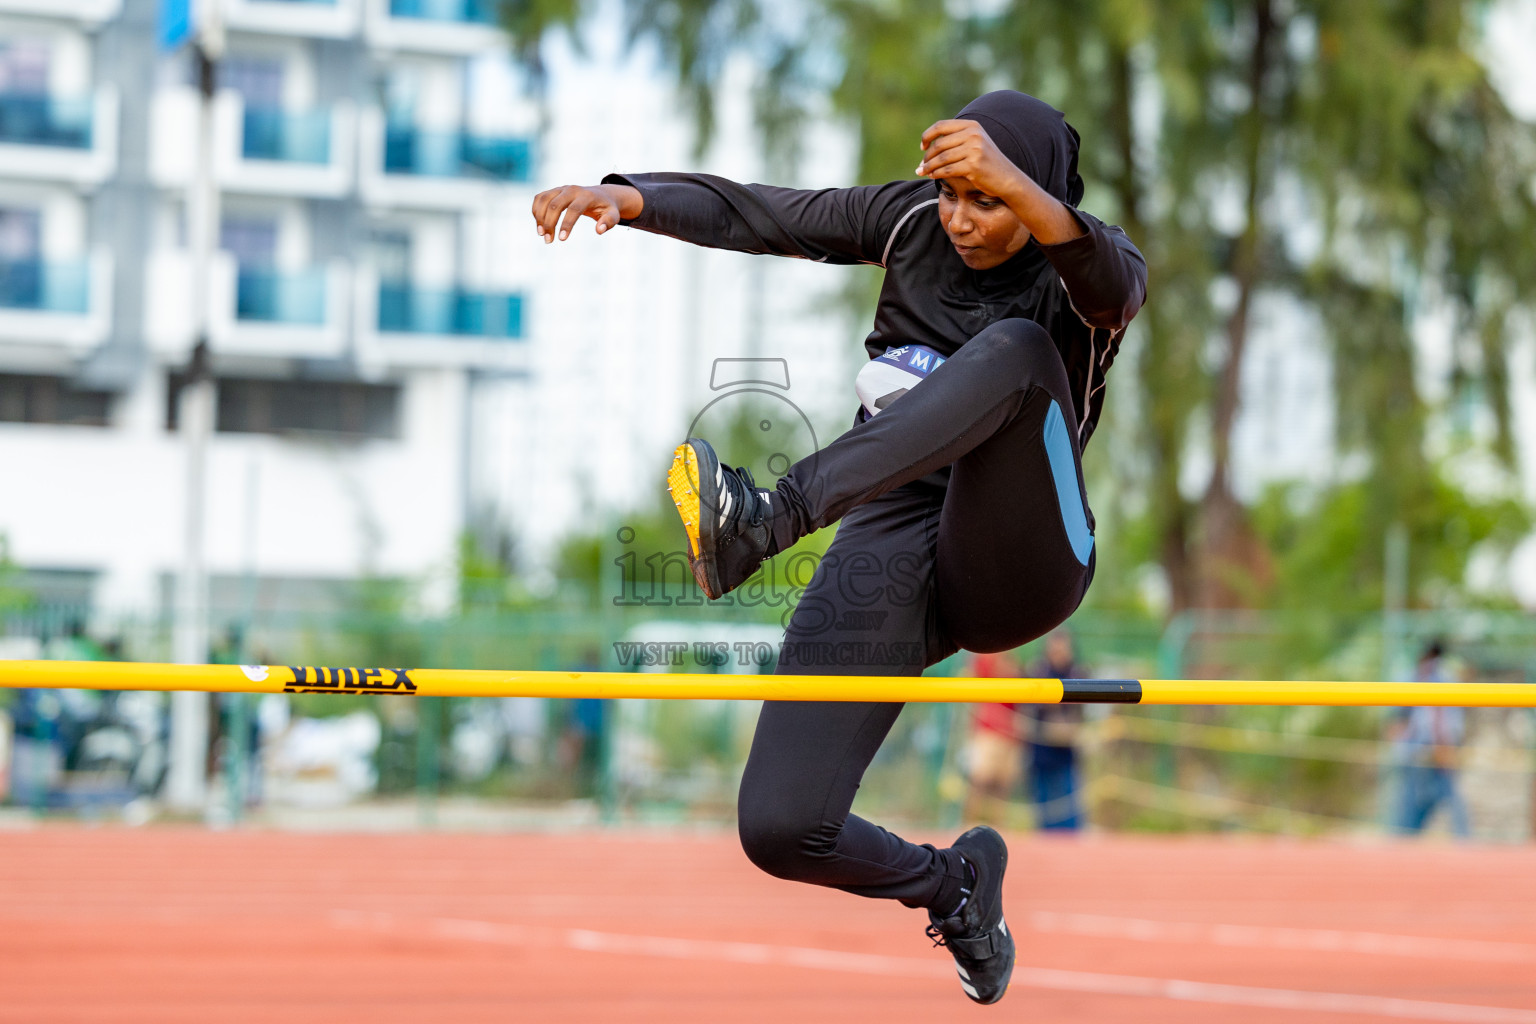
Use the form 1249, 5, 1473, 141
560, 647, 609, 796
1389, 640, 1470, 837
1022, 630, 1087, 831
0, 703, 10, 803
267, 712, 381, 806
208, 631, 259, 802
11, 624, 113, 808
9, 687, 63, 808
46, 620, 104, 662
962, 650, 1021, 825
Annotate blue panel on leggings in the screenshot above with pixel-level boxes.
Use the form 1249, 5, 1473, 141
1043, 400, 1094, 565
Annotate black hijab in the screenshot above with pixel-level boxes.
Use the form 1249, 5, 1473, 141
955, 90, 1084, 207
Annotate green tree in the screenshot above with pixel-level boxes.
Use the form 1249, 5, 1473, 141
0, 534, 33, 614
958, 0, 1536, 611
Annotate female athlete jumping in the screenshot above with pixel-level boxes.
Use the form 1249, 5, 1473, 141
531, 90, 1146, 1005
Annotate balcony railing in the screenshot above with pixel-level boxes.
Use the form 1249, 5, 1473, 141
0, 93, 92, 149
222, 0, 357, 38
0, 0, 123, 24
387, 0, 496, 23
377, 284, 522, 338
236, 268, 327, 326
0, 260, 89, 314
383, 125, 531, 182
242, 108, 332, 164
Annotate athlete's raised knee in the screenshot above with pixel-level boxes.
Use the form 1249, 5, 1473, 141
946, 601, 1077, 657
959, 318, 1057, 373
737, 801, 841, 882
977, 316, 1052, 346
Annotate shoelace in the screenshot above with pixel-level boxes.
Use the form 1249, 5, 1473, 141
723, 464, 765, 529
925, 861, 974, 949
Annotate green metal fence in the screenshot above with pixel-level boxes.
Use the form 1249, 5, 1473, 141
1, 603, 1532, 839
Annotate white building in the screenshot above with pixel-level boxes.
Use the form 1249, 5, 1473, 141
0, 0, 541, 620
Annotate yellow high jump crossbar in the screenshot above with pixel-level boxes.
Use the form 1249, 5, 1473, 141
0, 661, 1533, 706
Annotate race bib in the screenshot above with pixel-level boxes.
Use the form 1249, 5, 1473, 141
855, 344, 948, 419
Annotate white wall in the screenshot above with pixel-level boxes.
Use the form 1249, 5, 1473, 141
1, 368, 467, 614
384, 54, 463, 127
406, 214, 458, 285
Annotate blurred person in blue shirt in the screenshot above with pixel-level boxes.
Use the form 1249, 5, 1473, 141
1389, 640, 1470, 838
1022, 629, 1087, 831
562, 647, 609, 796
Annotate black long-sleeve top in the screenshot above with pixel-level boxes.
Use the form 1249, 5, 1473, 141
602, 172, 1146, 449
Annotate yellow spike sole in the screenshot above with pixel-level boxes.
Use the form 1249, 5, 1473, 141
668, 442, 702, 559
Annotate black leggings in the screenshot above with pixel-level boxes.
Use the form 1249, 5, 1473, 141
738, 318, 1095, 911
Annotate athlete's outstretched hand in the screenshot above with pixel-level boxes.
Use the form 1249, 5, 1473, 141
531, 183, 643, 243
914, 120, 1027, 197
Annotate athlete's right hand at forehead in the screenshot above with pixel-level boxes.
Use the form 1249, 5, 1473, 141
531, 184, 641, 243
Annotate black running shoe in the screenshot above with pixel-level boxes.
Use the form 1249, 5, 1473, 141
667, 437, 774, 600
925, 826, 1014, 1005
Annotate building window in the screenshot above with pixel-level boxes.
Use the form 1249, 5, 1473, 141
0, 208, 44, 309
0, 374, 112, 426
217, 55, 285, 110
368, 228, 412, 281
0, 207, 40, 261
220, 216, 278, 266
0, 40, 50, 95
167, 375, 401, 440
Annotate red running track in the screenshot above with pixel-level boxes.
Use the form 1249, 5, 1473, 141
1, 828, 1535, 1023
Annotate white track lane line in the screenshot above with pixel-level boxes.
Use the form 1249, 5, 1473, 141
1027, 911, 1536, 964
330, 911, 1536, 1023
